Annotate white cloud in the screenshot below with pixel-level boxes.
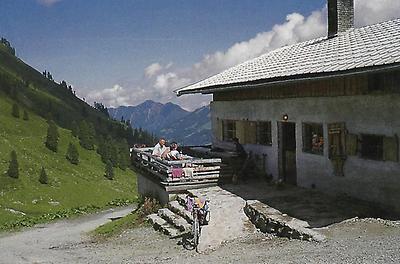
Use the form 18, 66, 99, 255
86, 0, 399, 111
37, 0, 62, 7
87, 84, 131, 108
355, 0, 400, 26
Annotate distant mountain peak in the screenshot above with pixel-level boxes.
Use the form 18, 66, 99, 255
108, 101, 211, 145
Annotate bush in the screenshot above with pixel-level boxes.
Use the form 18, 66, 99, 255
138, 197, 161, 218
11, 103, 20, 118
7, 150, 19, 179
23, 110, 29, 121
104, 160, 114, 180
45, 120, 59, 152
66, 143, 79, 165
39, 167, 48, 184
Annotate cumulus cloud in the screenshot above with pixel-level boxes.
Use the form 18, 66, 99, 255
87, 0, 399, 111
86, 84, 131, 108
37, 0, 62, 6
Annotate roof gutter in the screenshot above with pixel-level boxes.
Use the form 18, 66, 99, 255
176, 63, 400, 96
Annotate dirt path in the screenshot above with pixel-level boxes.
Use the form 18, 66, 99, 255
0, 206, 135, 264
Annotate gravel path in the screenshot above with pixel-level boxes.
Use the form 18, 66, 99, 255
82, 218, 400, 264
0, 206, 135, 264
1, 206, 399, 263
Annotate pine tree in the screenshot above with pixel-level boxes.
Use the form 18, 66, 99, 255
23, 110, 29, 121
105, 160, 114, 180
71, 121, 79, 137
39, 167, 48, 184
7, 150, 19, 179
12, 103, 20, 118
66, 143, 79, 165
45, 120, 59, 152
79, 120, 95, 150
118, 140, 130, 170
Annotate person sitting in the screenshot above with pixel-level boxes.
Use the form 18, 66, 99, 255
152, 138, 167, 157
165, 142, 181, 160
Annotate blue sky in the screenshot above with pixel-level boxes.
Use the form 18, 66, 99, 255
0, 0, 398, 110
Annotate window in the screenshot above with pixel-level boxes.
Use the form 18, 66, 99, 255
360, 134, 383, 160
303, 123, 324, 155
222, 120, 236, 141
256, 121, 272, 145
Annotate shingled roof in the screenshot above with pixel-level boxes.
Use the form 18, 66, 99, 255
176, 18, 400, 96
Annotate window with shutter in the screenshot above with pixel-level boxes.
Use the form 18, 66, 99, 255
346, 134, 358, 156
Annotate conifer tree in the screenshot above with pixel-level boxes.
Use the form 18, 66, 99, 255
71, 121, 79, 137
79, 120, 95, 150
23, 110, 29, 121
45, 120, 59, 152
12, 103, 20, 118
39, 167, 48, 184
105, 160, 114, 180
118, 140, 130, 170
66, 143, 79, 165
7, 150, 19, 179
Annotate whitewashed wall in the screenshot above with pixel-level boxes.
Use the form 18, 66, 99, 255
211, 93, 400, 212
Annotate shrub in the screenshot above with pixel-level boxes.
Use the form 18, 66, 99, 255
11, 103, 20, 118
7, 150, 19, 179
105, 160, 114, 180
139, 197, 161, 217
45, 120, 59, 152
66, 143, 79, 165
39, 167, 48, 184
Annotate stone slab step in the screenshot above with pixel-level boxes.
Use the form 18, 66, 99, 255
168, 200, 193, 224
176, 194, 187, 206
158, 208, 191, 232
146, 214, 182, 237
244, 200, 326, 242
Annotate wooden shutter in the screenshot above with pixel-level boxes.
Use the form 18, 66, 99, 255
246, 121, 257, 144
235, 120, 246, 143
383, 135, 399, 162
346, 134, 358, 156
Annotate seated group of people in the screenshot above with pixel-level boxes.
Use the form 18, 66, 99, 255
151, 138, 183, 160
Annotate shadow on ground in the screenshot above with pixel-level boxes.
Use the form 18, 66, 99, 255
220, 179, 397, 228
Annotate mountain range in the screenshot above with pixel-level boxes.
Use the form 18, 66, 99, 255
108, 100, 211, 145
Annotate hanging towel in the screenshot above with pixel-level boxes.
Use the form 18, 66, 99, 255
171, 168, 184, 179
182, 168, 194, 178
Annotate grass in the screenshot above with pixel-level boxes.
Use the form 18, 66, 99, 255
93, 211, 141, 239
0, 94, 138, 230
92, 196, 161, 239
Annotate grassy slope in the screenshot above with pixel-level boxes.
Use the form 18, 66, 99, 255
0, 93, 137, 227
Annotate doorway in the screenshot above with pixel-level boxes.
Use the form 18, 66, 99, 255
278, 122, 297, 185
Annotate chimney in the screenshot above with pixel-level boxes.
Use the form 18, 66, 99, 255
328, 0, 354, 38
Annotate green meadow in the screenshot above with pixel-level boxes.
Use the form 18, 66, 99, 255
0, 93, 137, 230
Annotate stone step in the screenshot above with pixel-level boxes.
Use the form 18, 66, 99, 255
146, 214, 181, 237
176, 194, 187, 206
158, 208, 191, 232
168, 200, 193, 224
244, 200, 326, 242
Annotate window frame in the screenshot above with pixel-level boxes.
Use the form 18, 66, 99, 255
360, 134, 384, 161
256, 121, 272, 146
302, 122, 324, 156
222, 119, 236, 141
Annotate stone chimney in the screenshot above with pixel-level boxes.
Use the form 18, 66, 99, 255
328, 0, 354, 38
